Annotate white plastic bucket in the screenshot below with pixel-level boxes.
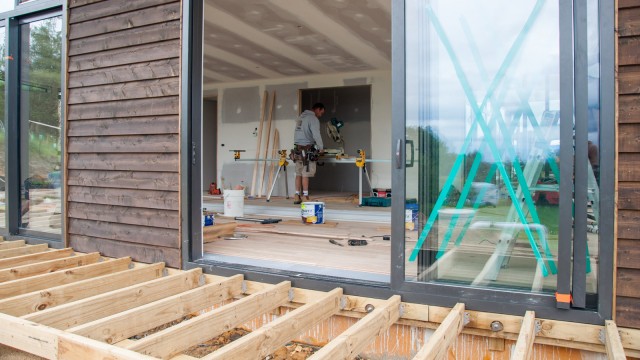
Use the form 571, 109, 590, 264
223, 190, 245, 217
301, 201, 324, 224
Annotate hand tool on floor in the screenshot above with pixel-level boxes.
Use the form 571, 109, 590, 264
234, 217, 282, 224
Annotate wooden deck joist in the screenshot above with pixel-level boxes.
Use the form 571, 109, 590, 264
0, 241, 637, 359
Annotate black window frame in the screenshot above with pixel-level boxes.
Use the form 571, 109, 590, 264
182, 0, 616, 324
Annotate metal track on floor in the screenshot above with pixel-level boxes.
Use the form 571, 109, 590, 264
0, 239, 633, 359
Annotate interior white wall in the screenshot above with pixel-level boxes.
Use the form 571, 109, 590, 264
206, 69, 392, 197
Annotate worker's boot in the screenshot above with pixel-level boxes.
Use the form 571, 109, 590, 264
294, 194, 302, 205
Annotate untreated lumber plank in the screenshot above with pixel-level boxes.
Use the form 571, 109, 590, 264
0, 256, 130, 299
22, 268, 202, 329
0, 313, 158, 360
511, 311, 536, 360
203, 288, 344, 360
0, 261, 161, 317
0, 247, 73, 269
0, 240, 25, 250
69, 274, 244, 344
309, 295, 401, 360
125, 281, 292, 359
0, 243, 49, 260
605, 321, 627, 359
0, 252, 101, 283
413, 303, 466, 360
203, 223, 238, 243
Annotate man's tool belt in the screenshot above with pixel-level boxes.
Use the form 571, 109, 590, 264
290, 144, 320, 164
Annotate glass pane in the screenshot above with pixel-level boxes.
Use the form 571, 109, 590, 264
20, 16, 62, 234
405, 0, 561, 292
0, 26, 5, 229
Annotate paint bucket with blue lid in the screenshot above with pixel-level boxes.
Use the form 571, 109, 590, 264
301, 202, 324, 224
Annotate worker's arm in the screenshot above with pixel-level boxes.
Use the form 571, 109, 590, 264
310, 118, 323, 150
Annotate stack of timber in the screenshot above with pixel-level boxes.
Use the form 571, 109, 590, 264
0, 239, 635, 359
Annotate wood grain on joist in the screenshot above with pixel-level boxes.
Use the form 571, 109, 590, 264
0, 260, 165, 317
605, 321, 627, 359
0, 244, 49, 260
309, 295, 401, 360
511, 311, 537, 360
0, 247, 73, 268
22, 268, 202, 330
126, 281, 293, 359
69, 275, 244, 345
0, 252, 101, 282
0, 240, 25, 250
203, 288, 344, 360
413, 303, 466, 360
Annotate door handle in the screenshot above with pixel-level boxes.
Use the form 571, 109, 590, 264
395, 139, 403, 169
406, 140, 415, 168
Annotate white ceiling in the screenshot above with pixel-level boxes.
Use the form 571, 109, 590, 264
202, 0, 392, 85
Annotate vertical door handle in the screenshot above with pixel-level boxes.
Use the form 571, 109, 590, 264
395, 139, 403, 169
192, 142, 197, 165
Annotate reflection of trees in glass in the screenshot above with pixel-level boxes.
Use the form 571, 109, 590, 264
23, 18, 61, 136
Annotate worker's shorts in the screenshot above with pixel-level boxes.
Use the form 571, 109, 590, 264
295, 160, 316, 177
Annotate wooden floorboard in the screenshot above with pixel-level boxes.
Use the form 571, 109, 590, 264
0, 240, 635, 359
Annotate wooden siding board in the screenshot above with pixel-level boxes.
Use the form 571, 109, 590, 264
619, 124, 640, 152
68, 59, 180, 89
67, 170, 179, 192
619, 7, 640, 37
619, 70, 640, 95
67, 153, 178, 172
68, 21, 180, 57
68, 135, 179, 153
69, 0, 178, 24
68, 218, 179, 248
620, 154, 640, 181
68, 78, 179, 104
67, 186, 178, 210
620, 95, 640, 123
619, 0, 640, 9
616, 297, 640, 328
618, 183, 640, 210
67, 116, 179, 137
69, 0, 103, 8
67, 203, 179, 230
619, 210, 640, 240
69, 235, 180, 268
618, 239, 640, 269
617, 268, 640, 298
68, 40, 180, 72
68, 2, 180, 40
620, 37, 640, 66
67, 97, 179, 120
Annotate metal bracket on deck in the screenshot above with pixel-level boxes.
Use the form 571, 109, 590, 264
535, 320, 542, 334
463, 312, 471, 326
599, 329, 606, 344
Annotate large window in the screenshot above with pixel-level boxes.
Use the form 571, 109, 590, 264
18, 15, 62, 234
0, 25, 5, 229
400, 0, 611, 315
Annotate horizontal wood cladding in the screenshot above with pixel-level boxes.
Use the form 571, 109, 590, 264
69, 0, 176, 24
68, 218, 179, 248
616, 296, 640, 328
618, 239, 640, 269
619, 70, 640, 95
69, 59, 179, 89
69, 21, 180, 57
619, 154, 640, 181
67, 153, 178, 172
66, 0, 182, 267
67, 170, 179, 191
67, 203, 179, 229
67, 97, 179, 120
619, 94, 640, 123
617, 268, 640, 298
68, 39, 180, 72
619, 123, 640, 152
69, 2, 180, 40
619, 37, 640, 66
67, 116, 179, 137
619, 6, 640, 37
68, 78, 179, 104
68, 135, 179, 153
619, 182, 640, 210
618, 210, 640, 239
619, 0, 640, 9
67, 186, 178, 210
69, 235, 180, 268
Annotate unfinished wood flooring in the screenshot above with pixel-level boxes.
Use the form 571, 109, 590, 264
0, 239, 635, 359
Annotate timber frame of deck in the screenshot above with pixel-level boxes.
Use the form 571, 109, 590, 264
0, 240, 634, 359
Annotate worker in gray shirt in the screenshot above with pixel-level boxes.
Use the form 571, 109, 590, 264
292, 103, 325, 204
